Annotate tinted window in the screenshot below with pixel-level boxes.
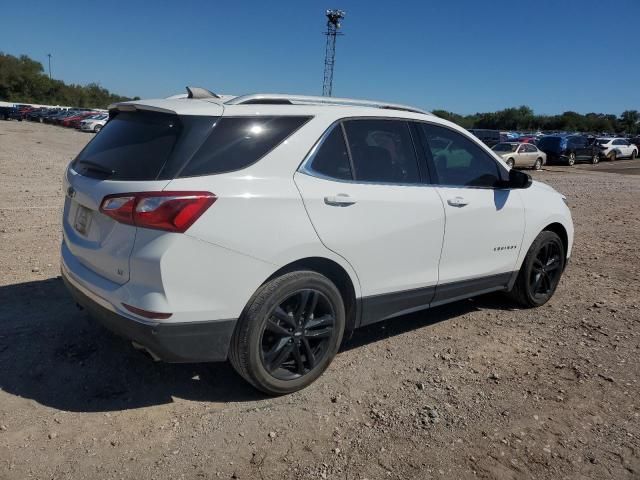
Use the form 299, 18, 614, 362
419, 123, 502, 188
181, 116, 310, 177
538, 136, 562, 152
73, 111, 184, 180
492, 143, 517, 152
309, 126, 352, 180
525, 144, 537, 152
343, 119, 420, 183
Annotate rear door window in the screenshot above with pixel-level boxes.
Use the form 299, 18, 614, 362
180, 116, 311, 177
342, 119, 420, 184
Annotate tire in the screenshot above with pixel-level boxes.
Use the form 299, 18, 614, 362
229, 270, 345, 395
533, 158, 543, 170
567, 152, 576, 166
94, 124, 102, 133
506, 158, 515, 168
591, 153, 599, 165
632, 150, 637, 160
608, 151, 617, 162
508, 231, 565, 308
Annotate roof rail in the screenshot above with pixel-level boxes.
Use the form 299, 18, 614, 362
225, 94, 430, 115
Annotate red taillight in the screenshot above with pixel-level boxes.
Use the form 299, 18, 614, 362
100, 191, 216, 233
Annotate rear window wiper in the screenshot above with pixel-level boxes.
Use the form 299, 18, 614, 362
75, 160, 116, 178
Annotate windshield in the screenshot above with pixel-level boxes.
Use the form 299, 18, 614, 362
492, 143, 517, 152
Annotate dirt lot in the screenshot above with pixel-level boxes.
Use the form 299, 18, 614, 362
1, 121, 639, 480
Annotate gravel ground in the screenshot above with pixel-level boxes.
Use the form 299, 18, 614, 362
1, 121, 639, 480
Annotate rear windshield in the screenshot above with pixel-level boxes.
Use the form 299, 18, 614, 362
73, 111, 183, 180
596, 139, 610, 145
72, 112, 310, 180
537, 136, 562, 151
492, 143, 517, 152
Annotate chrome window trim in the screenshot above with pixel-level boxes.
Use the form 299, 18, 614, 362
297, 116, 512, 190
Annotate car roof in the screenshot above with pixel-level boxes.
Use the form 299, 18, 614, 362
109, 88, 435, 122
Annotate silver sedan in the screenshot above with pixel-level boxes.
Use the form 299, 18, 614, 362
492, 142, 547, 170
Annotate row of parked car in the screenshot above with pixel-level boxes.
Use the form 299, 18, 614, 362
469, 129, 639, 168
0, 104, 108, 133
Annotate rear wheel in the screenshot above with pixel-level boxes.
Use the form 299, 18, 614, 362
567, 152, 576, 166
632, 150, 637, 160
229, 270, 345, 395
533, 158, 543, 170
506, 158, 515, 168
508, 231, 565, 308
608, 151, 617, 161
591, 153, 599, 164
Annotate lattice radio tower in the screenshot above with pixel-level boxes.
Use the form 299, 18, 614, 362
322, 9, 346, 97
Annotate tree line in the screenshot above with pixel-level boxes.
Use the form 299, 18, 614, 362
0, 52, 136, 109
432, 105, 639, 135
1, 52, 638, 132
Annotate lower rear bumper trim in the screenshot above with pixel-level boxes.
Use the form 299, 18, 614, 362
62, 272, 237, 363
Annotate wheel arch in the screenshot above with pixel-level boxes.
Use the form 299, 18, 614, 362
543, 222, 568, 257
264, 257, 359, 332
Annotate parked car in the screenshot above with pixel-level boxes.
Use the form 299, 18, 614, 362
0, 106, 13, 120
62, 111, 98, 128
517, 136, 538, 145
537, 135, 599, 165
596, 137, 638, 161
61, 89, 574, 395
492, 142, 546, 170
468, 129, 505, 147
79, 114, 108, 132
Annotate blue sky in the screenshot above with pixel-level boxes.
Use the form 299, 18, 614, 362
2, 0, 638, 114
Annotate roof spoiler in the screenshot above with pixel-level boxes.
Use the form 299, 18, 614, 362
185, 86, 221, 99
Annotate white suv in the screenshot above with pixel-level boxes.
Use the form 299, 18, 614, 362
596, 137, 638, 161
61, 88, 573, 394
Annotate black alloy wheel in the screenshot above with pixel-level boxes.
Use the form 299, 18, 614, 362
508, 230, 565, 308
528, 241, 563, 302
260, 289, 336, 380
229, 270, 345, 395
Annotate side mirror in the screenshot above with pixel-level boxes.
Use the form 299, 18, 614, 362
506, 168, 532, 189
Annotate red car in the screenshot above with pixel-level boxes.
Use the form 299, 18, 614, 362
61, 112, 98, 128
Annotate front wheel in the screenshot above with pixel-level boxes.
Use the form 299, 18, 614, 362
632, 150, 637, 160
229, 270, 345, 395
508, 231, 565, 308
94, 124, 102, 133
591, 153, 599, 165
567, 152, 576, 166
506, 158, 515, 168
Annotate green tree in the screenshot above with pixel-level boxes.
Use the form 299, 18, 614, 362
0, 52, 133, 108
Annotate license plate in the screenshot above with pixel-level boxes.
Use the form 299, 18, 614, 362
74, 205, 92, 236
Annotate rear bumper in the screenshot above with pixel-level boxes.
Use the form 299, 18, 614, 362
61, 269, 236, 363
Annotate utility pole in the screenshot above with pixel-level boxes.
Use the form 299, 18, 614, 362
322, 9, 345, 97
47, 54, 52, 79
